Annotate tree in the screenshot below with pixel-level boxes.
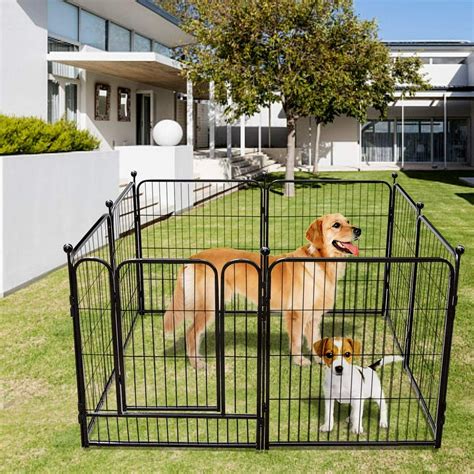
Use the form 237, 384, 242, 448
179, 0, 428, 196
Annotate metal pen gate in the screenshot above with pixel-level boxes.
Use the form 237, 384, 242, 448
65, 174, 463, 449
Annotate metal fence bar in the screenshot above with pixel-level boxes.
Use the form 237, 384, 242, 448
64, 177, 461, 449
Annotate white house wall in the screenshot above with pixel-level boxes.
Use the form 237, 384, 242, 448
422, 64, 468, 87
0, 0, 48, 119
81, 71, 176, 149
296, 116, 360, 167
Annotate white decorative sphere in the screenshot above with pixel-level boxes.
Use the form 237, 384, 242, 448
153, 120, 183, 146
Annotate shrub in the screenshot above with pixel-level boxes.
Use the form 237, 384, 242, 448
0, 115, 100, 155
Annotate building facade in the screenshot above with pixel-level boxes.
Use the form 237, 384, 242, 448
0, 0, 209, 150
1, 2, 473, 169
227, 41, 474, 169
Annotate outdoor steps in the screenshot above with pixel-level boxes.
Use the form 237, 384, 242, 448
231, 152, 278, 178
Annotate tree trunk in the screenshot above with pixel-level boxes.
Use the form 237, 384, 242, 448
312, 122, 321, 174
285, 115, 296, 197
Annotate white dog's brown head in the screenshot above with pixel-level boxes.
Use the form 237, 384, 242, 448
305, 213, 361, 257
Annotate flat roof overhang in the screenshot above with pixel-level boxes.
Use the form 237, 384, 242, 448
394, 88, 474, 100
48, 51, 208, 98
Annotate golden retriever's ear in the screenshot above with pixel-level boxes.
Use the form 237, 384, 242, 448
313, 338, 329, 357
347, 338, 362, 356
306, 218, 324, 247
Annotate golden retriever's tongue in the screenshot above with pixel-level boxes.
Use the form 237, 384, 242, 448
340, 242, 359, 256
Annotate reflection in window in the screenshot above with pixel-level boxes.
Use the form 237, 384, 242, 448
134, 33, 152, 52
80, 10, 106, 50
153, 41, 172, 57
362, 118, 469, 163
108, 23, 131, 51
65, 84, 77, 122
449, 119, 468, 163
361, 120, 394, 162
48, 80, 60, 123
48, 0, 78, 41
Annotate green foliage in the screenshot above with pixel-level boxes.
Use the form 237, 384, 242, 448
181, 0, 429, 124
180, 0, 429, 191
0, 115, 100, 155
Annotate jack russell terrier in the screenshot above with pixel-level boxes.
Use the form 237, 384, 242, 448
314, 337, 403, 434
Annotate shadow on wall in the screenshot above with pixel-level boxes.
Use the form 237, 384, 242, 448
215, 126, 287, 148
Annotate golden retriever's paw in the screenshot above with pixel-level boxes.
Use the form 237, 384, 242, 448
293, 356, 311, 367
320, 423, 334, 432
190, 357, 207, 370
379, 419, 388, 429
345, 416, 350, 424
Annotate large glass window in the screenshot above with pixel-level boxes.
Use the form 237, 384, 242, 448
153, 41, 172, 57
362, 118, 469, 163
48, 80, 60, 123
80, 10, 106, 50
361, 120, 394, 162
108, 23, 131, 51
48, 0, 78, 41
134, 33, 152, 52
397, 120, 431, 162
448, 119, 469, 163
65, 83, 78, 122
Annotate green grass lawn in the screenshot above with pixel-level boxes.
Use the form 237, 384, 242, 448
1, 171, 473, 472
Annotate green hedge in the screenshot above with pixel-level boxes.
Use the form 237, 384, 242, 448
0, 115, 100, 155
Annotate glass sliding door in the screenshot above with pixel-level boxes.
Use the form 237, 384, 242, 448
397, 120, 431, 162
362, 117, 469, 164
361, 120, 394, 162
448, 119, 468, 163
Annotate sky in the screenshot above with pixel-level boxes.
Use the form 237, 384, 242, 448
354, 0, 474, 42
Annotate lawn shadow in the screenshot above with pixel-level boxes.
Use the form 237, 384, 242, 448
402, 170, 474, 188
455, 193, 474, 205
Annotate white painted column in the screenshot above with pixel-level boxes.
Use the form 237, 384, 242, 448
226, 87, 232, 159
258, 110, 262, 153
430, 118, 434, 165
268, 104, 272, 148
401, 97, 405, 169
358, 121, 362, 169
186, 78, 193, 147
240, 115, 245, 156
308, 116, 312, 168
209, 81, 215, 159
443, 93, 447, 169
226, 121, 232, 159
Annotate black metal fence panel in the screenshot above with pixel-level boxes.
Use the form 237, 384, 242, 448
64, 175, 462, 449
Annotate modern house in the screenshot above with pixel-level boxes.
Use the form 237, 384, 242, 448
0, 0, 211, 151
223, 41, 474, 169
0, 1, 473, 169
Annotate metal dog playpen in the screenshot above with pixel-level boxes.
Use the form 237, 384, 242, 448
64, 173, 463, 449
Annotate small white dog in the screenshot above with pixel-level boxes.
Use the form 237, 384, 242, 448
314, 337, 403, 434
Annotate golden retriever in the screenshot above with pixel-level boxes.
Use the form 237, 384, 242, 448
163, 213, 361, 368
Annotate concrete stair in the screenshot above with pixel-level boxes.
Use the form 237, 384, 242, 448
230, 152, 279, 178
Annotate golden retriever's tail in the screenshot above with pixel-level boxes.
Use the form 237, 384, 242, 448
163, 265, 192, 334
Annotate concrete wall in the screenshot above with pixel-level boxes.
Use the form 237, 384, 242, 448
0, 150, 119, 296
80, 71, 176, 150
117, 145, 193, 182
423, 64, 468, 87
296, 116, 360, 167
116, 145, 193, 215
0, 0, 48, 119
